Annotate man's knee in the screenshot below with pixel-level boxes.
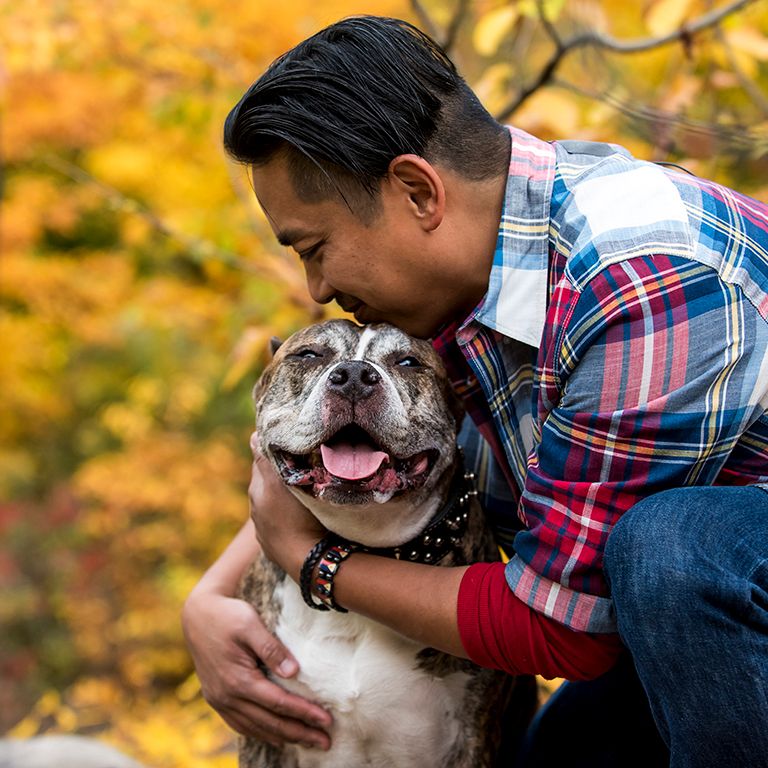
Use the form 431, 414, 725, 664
605, 486, 768, 638
604, 488, 713, 631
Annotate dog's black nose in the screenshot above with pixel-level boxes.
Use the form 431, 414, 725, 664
327, 361, 381, 400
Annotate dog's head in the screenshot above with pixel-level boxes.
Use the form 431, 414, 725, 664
253, 320, 463, 547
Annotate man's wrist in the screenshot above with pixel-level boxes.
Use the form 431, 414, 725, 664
287, 535, 326, 584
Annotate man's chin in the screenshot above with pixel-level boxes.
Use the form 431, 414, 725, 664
350, 308, 439, 339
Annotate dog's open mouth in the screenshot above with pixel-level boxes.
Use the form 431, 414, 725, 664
271, 424, 438, 499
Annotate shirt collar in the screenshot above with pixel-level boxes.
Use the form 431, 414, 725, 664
459, 126, 556, 349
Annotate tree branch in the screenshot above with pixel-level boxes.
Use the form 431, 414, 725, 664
443, 0, 470, 52
556, 78, 768, 156
409, 0, 441, 44
410, 0, 470, 53
713, 22, 768, 119
567, 0, 755, 54
496, 0, 758, 121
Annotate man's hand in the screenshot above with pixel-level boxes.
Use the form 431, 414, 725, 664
180, 436, 333, 749
249, 433, 326, 580
182, 584, 333, 749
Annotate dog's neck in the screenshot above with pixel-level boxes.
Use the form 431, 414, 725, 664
353, 451, 477, 565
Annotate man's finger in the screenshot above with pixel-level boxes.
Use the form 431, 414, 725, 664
238, 673, 333, 731
256, 634, 299, 678
239, 612, 301, 681
229, 693, 332, 749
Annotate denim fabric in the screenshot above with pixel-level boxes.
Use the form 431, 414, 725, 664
515, 486, 768, 768
605, 486, 768, 768
514, 652, 669, 767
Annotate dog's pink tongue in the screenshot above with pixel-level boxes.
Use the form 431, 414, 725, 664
320, 443, 388, 480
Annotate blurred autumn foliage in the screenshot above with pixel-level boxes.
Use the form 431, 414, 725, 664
2, 0, 768, 765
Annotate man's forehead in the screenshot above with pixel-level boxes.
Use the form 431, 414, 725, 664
250, 159, 330, 243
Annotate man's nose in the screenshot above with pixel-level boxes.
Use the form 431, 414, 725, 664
305, 262, 334, 305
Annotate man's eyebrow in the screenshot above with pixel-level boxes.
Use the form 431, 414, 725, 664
276, 228, 313, 247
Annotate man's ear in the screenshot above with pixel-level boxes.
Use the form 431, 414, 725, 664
269, 336, 283, 356
386, 154, 445, 232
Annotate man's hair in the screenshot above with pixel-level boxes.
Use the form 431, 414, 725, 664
223, 15, 508, 220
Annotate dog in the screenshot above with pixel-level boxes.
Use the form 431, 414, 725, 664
240, 319, 531, 768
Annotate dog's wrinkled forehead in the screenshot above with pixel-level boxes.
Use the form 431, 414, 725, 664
279, 320, 435, 365
255, 319, 451, 411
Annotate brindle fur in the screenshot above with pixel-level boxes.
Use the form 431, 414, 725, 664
237, 320, 535, 767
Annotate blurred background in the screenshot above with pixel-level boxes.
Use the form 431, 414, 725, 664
2, 0, 767, 765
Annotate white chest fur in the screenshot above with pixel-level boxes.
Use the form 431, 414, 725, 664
273, 580, 471, 768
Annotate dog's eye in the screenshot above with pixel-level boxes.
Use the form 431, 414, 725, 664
396, 356, 422, 368
291, 349, 323, 360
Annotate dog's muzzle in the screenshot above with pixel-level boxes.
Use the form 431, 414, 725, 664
271, 422, 439, 500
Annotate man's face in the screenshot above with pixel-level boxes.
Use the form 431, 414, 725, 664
250, 154, 476, 339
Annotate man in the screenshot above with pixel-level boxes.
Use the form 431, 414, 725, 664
182, 15, 768, 767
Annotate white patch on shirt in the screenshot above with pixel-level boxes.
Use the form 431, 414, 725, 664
496, 266, 548, 348
573, 164, 689, 241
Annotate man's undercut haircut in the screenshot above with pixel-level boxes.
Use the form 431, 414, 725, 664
223, 15, 508, 222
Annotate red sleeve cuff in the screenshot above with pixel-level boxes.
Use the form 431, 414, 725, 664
457, 562, 624, 681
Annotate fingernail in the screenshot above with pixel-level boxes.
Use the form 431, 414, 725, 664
301, 741, 318, 750
309, 739, 330, 751
277, 659, 298, 677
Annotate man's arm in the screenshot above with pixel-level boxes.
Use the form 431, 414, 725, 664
182, 516, 333, 748
188, 518, 261, 599
252, 453, 623, 680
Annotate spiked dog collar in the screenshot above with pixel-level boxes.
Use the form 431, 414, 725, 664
358, 450, 477, 565
299, 450, 479, 613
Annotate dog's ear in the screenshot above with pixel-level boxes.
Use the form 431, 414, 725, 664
252, 364, 273, 408
253, 337, 282, 407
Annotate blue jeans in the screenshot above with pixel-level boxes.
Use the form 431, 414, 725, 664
516, 486, 768, 768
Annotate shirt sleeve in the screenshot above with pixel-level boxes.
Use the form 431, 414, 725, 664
507, 254, 768, 633
457, 561, 624, 680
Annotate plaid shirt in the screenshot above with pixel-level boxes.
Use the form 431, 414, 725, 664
434, 127, 768, 633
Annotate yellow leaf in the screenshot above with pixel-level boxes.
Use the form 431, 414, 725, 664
518, 0, 567, 22
87, 142, 159, 195
473, 5, 519, 57
645, 0, 694, 37
8, 714, 39, 740
515, 88, 582, 139
222, 326, 273, 390
473, 62, 514, 115
725, 26, 768, 61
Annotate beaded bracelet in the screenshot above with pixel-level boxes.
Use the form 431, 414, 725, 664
313, 539, 354, 613
299, 538, 331, 611
299, 536, 354, 612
